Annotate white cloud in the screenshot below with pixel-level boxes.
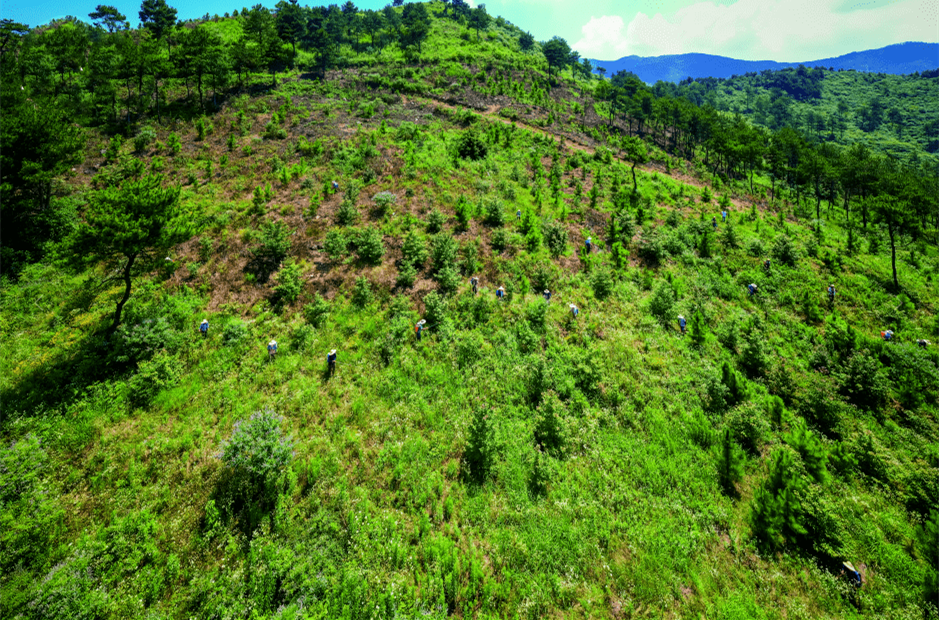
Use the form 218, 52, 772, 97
573, 0, 939, 60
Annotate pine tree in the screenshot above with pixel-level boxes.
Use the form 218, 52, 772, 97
462, 408, 493, 484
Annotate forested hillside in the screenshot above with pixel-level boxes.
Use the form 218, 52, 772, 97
1, 2, 938, 619
670, 66, 939, 163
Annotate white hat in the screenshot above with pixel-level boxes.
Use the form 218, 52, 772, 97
329, 349, 336, 355
418, 319, 426, 325
678, 315, 684, 320
202, 318, 208, 323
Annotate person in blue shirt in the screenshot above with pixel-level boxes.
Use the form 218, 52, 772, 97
748, 283, 758, 297
721, 210, 727, 222
764, 258, 771, 272
882, 330, 894, 341
678, 315, 686, 335
543, 289, 551, 302
828, 284, 836, 302
267, 338, 278, 361
712, 217, 718, 230
331, 180, 339, 192
327, 349, 337, 376
496, 286, 505, 300
415, 319, 426, 341
200, 319, 209, 337
471, 276, 478, 295
585, 236, 592, 253
569, 303, 579, 318
516, 210, 521, 220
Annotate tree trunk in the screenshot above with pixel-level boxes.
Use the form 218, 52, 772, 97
109, 254, 136, 335
631, 163, 638, 195
888, 224, 899, 290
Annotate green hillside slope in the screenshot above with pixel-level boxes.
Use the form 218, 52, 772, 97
1, 3, 938, 620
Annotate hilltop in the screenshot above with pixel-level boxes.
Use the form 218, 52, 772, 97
1, 3, 938, 620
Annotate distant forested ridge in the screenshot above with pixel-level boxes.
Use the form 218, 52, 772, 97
591, 41, 939, 84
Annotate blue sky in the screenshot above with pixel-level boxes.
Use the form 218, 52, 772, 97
3, 0, 937, 61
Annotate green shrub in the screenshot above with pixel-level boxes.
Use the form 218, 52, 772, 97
455, 129, 488, 160
837, 351, 888, 411
355, 227, 384, 265
591, 268, 614, 300
133, 126, 156, 153
253, 220, 291, 266
426, 208, 446, 233
272, 260, 303, 305
372, 191, 396, 216
462, 408, 493, 484
352, 276, 373, 307
222, 321, 249, 347
219, 408, 294, 494
491, 228, 509, 253
128, 351, 180, 407
455, 195, 473, 229
535, 391, 569, 458
483, 198, 505, 227
717, 429, 745, 495
430, 234, 459, 274
423, 290, 448, 326
771, 234, 799, 266
746, 237, 765, 257
648, 280, 675, 323
324, 229, 349, 260
396, 262, 417, 289
543, 220, 568, 258
303, 294, 329, 327
337, 200, 359, 226
436, 264, 461, 296
402, 229, 428, 267
725, 401, 769, 455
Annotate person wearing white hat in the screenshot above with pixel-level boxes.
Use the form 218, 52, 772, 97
470, 276, 478, 295
678, 315, 686, 335
569, 303, 579, 318
496, 286, 505, 300
415, 319, 426, 341
543, 289, 551, 302
267, 338, 278, 361
916, 339, 930, 348
327, 349, 337, 376
199, 319, 209, 337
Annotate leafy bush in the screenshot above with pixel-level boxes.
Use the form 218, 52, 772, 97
355, 227, 384, 265
112, 317, 184, 364
352, 276, 373, 307
454, 195, 473, 229
490, 228, 509, 253
426, 208, 446, 233
372, 191, 396, 216
272, 260, 303, 305
636, 229, 665, 265
750, 448, 808, 551
324, 229, 349, 260
591, 268, 614, 300
462, 408, 493, 484
543, 220, 568, 258
725, 401, 769, 455
455, 129, 488, 160
128, 351, 181, 407
253, 220, 291, 266
219, 409, 294, 493
535, 391, 569, 458
430, 234, 459, 274
337, 200, 359, 226
717, 429, 745, 495
436, 264, 461, 296
746, 237, 765, 257
838, 351, 888, 410
396, 262, 417, 289
483, 198, 505, 227
771, 234, 799, 266
648, 280, 675, 323
222, 321, 249, 347
402, 229, 428, 267
133, 126, 156, 153
303, 294, 329, 327
423, 290, 448, 326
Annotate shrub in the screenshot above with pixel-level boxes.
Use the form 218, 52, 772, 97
324, 229, 348, 260
543, 220, 568, 258
195, 117, 208, 140
337, 200, 359, 226
526, 299, 547, 332
837, 351, 888, 411
725, 401, 769, 455
746, 237, 765, 257
455, 195, 473, 229
430, 234, 459, 274
460, 241, 480, 276
128, 351, 180, 407
355, 227, 384, 265
740, 322, 768, 377
402, 229, 428, 267
222, 321, 249, 347
167, 133, 181, 155
771, 234, 799, 266
535, 391, 569, 458
462, 408, 493, 484
636, 229, 665, 265
373, 191, 396, 216
303, 294, 329, 327
436, 264, 461, 296
750, 448, 809, 552
426, 208, 446, 233
483, 198, 505, 227
396, 262, 417, 289
352, 276, 373, 307
133, 126, 156, 153
721, 222, 739, 249
423, 290, 448, 326
252, 220, 291, 268
272, 260, 303, 305
717, 429, 745, 495
701, 186, 712, 203
263, 121, 287, 140
218, 409, 294, 493
491, 228, 509, 253
592, 268, 614, 300
648, 280, 675, 323
456, 129, 488, 160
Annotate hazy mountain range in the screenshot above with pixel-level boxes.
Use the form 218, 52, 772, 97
590, 41, 939, 84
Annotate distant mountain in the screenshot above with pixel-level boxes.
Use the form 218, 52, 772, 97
591, 42, 939, 84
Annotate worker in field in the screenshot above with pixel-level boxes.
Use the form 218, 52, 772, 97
764, 258, 771, 272
267, 338, 278, 361
200, 319, 209, 337
471, 276, 478, 295
917, 339, 931, 348
881, 329, 894, 341
516, 210, 521, 220
748, 283, 758, 297
712, 217, 718, 230
327, 349, 337, 376
543, 289, 551, 302
585, 236, 592, 253
569, 303, 579, 318
678, 315, 686, 335
331, 180, 339, 191
496, 286, 505, 300
828, 284, 836, 302
415, 319, 426, 341
721, 210, 728, 222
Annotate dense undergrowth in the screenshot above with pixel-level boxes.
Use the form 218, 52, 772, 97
1, 3, 938, 619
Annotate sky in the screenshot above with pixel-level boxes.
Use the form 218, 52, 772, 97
3, 0, 937, 62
